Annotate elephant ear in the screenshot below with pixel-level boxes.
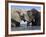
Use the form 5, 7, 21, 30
11, 10, 21, 22
27, 10, 34, 21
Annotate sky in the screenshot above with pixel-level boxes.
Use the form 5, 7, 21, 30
11, 5, 41, 11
